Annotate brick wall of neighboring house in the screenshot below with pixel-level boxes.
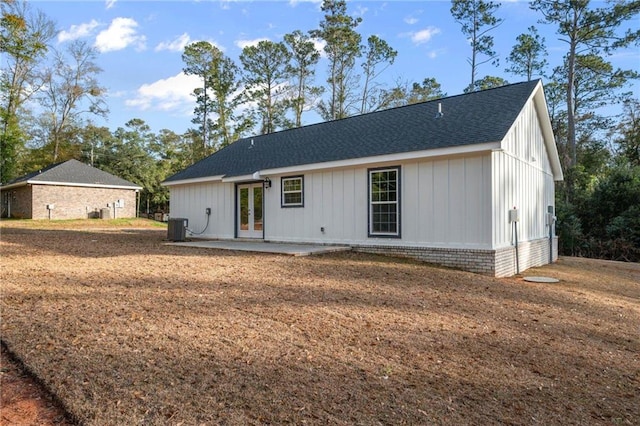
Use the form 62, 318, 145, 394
31, 185, 138, 220
1, 185, 33, 218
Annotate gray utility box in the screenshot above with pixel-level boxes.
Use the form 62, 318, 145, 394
100, 207, 111, 220
167, 218, 188, 242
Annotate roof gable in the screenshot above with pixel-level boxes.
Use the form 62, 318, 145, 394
165, 80, 550, 183
1, 159, 141, 190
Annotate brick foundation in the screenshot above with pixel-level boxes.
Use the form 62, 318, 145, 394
352, 237, 558, 277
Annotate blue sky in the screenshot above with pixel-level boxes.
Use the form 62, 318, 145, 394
32, 0, 639, 135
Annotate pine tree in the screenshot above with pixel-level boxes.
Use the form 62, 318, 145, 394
240, 40, 292, 134
450, 0, 503, 90
505, 26, 548, 81
310, 0, 362, 120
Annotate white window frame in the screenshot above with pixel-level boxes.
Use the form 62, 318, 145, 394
281, 175, 304, 207
368, 167, 400, 237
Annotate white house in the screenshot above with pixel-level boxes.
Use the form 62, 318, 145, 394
163, 80, 563, 277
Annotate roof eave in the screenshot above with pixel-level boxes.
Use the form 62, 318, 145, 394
0, 181, 28, 190
8, 180, 142, 190
162, 175, 225, 187
533, 82, 564, 181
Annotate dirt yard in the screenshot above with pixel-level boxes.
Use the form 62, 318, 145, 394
1, 220, 638, 425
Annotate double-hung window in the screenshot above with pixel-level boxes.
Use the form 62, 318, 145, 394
369, 167, 400, 237
281, 176, 304, 207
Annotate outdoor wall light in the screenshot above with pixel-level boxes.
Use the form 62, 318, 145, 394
264, 177, 272, 188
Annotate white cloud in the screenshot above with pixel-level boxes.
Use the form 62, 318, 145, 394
125, 72, 201, 112
354, 5, 368, 16
105, 0, 117, 9
235, 37, 269, 49
410, 27, 441, 45
95, 17, 146, 53
427, 48, 446, 59
404, 16, 418, 25
311, 37, 326, 56
288, 0, 322, 6
219, 0, 232, 10
58, 20, 100, 43
108, 89, 127, 98
155, 33, 191, 52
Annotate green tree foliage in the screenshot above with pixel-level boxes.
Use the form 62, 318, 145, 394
450, 0, 503, 90
405, 78, 446, 104
613, 99, 640, 167
549, 54, 636, 173
182, 41, 250, 153
240, 40, 292, 134
505, 26, 548, 81
151, 128, 191, 212
78, 124, 114, 168
464, 75, 508, 92
284, 30, 322, 127
557, 165, 640, 262
531, 0, 640, 167
359, 35, 397, 113
37, 40, 107, 163
555, 98, 640, 262
310, 0, 362, 120
0, 0, 55, 183
99, 119, 161, 213
76, 123, 189, 214
182, 41, 218, 154
382, 78, 446, 109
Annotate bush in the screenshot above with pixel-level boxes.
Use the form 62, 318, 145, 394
557, 165, 640, 262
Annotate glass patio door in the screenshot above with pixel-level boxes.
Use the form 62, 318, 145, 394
237, 183, 263, 238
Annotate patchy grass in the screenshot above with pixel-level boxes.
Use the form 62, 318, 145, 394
0, 217, 166, 230
1, 223, 638, 425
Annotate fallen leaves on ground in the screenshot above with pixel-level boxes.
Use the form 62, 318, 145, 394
1, 221, 638, 425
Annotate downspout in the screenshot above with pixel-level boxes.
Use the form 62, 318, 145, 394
548, 206, 555, 264
509, 207, 520, 275
549, 222, 552, 264
514, 220, 519, 275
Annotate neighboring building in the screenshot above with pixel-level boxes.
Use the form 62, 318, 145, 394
1, 159, 142, 220
163, 80, 563, 277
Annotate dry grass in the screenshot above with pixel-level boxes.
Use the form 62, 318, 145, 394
1, 220, 638, 425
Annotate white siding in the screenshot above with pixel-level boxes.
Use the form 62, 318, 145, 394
493, 99, 556, 249
169, 182, 235, 239
265, 170, 365, 243
264, 154, 492, 248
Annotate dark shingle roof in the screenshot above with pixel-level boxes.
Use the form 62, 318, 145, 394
165, 80, 540, 182
2, 159, 141, 189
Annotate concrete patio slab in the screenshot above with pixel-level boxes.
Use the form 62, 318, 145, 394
167, 240, 351, 257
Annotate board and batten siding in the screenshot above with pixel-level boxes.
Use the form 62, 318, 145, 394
168, 181, 235, 239
265, 168, 366, 243
265, 153, 492, 248
492, 97, 556, 249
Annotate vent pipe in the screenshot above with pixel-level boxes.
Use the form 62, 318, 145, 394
435, 102, 444, 118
